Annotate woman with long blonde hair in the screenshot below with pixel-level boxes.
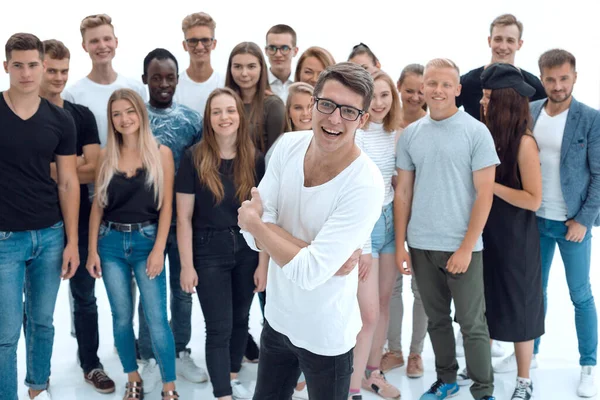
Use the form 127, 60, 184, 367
177, 88, 267, 400
294, 46, 335, 87
86, 89, 178, 400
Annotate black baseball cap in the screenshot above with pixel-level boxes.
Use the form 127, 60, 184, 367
481, 63, 535, 97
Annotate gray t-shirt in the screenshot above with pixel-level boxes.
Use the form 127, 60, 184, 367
396, 111, 499, 252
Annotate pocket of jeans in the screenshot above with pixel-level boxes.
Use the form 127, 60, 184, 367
140, 224, 158, 241
0, 231, 13, 241
194, 231, 213, 247
50, 220, 65, 229
98, 223, 110, 239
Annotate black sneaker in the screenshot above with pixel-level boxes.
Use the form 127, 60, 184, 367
479, 397, 496, 400
243, 333, 259, 363
511, 378, 533, 400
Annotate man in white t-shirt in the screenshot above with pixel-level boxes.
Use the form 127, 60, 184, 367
238, 62, 384, 400
173, 12, 224, 115
265, 24, 299, 102
62, 14, 147, 146
526, 49, 599, 399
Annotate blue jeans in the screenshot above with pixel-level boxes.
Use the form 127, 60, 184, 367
371, 202, 396, 258
138, 225, 192, 359
0, 221, 64, 400
98, 222, 176, 382
534, 217, 598, 366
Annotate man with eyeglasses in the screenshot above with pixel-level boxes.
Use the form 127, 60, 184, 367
174, 12, 224, 114
265, 24, 299, 102
238, 62, 384, 400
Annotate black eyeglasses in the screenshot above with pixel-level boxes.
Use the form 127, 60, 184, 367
266, 45, 292, 55
185, 37, 215, 48
314, 97, 364, 121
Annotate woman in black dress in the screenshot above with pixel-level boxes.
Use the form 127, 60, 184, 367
480, 63, 544, 400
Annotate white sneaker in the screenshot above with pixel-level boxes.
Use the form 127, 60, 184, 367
577, 366, 597, 398
457, 367, 472, 386
140, 358, 161, 394
493, 353, 538, 374
456, 331, 464, 357
231, 379, 253, 399
491, 340, 505, 357
176, 351, 208, 383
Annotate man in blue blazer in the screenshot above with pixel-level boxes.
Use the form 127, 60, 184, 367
508, 49, 598, 398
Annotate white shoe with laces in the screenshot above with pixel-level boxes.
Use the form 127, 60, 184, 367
577, 366, 597, 398
176, 351, 208, 383
231, 379, 253, 399
493, 353, 538, 374
140, 358, 161, 394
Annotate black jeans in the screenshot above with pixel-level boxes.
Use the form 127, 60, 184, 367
70, 242, 102, 374
194, 227, 258, 398
254, 321, 354, 400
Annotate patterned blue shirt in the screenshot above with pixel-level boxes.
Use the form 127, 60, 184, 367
147, 102, 203, 173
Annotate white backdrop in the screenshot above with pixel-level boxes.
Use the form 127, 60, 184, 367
1, 0, 599, 109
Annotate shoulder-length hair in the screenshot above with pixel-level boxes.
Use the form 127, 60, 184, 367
194, 87, 256, 204
364, 70, 401, 133
285, 82, 314, 132
482, 87, 532, 188
225, 41, 271, 153
96, 88, 164, 209
294, 46, 336, 82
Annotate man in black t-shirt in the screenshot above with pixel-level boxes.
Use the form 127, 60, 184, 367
456, 13, 546, 120
39, 39, 115, 395
0, 33, 79, 400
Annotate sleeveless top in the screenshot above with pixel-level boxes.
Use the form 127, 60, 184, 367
103, 168, 159, 223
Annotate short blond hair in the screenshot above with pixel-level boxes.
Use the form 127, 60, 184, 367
425, 58, 460, 76
80, 14, 114, 38
490, 14, 523, 39
182, 12, 216, 34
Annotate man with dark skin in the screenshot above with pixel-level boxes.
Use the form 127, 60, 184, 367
138, 48, 205, 393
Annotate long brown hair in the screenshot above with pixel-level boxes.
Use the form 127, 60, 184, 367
225, 42, 271, 153
482, 87, 532, 188
193, 88, 256, 204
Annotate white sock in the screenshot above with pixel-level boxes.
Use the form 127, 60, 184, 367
517, 377, 531, 385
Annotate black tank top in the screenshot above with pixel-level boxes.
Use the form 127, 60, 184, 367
103, 168, 159, 223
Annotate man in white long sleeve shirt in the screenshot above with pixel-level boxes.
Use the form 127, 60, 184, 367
238, 62, 384, 400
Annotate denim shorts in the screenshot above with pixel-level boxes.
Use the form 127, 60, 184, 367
371, 202, 396, 258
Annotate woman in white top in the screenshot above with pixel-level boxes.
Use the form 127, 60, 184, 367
380, 64, 430, 378
348, 71, 402, 400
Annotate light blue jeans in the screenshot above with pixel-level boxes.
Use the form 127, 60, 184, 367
534, 217, 598, 366
0, 221, 64, 400
98, 222, 176, 382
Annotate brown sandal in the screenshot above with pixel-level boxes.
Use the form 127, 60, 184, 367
124, 381, 144, 399
162, 390, 179, 399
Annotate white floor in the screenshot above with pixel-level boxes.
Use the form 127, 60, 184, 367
16, 236, 600, 400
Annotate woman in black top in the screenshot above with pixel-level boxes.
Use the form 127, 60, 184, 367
480, 63, 544, 400
177, 87, 267, 400
86, 89, 178, 400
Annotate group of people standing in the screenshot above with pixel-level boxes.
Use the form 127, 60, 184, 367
0, 10, 598, 400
